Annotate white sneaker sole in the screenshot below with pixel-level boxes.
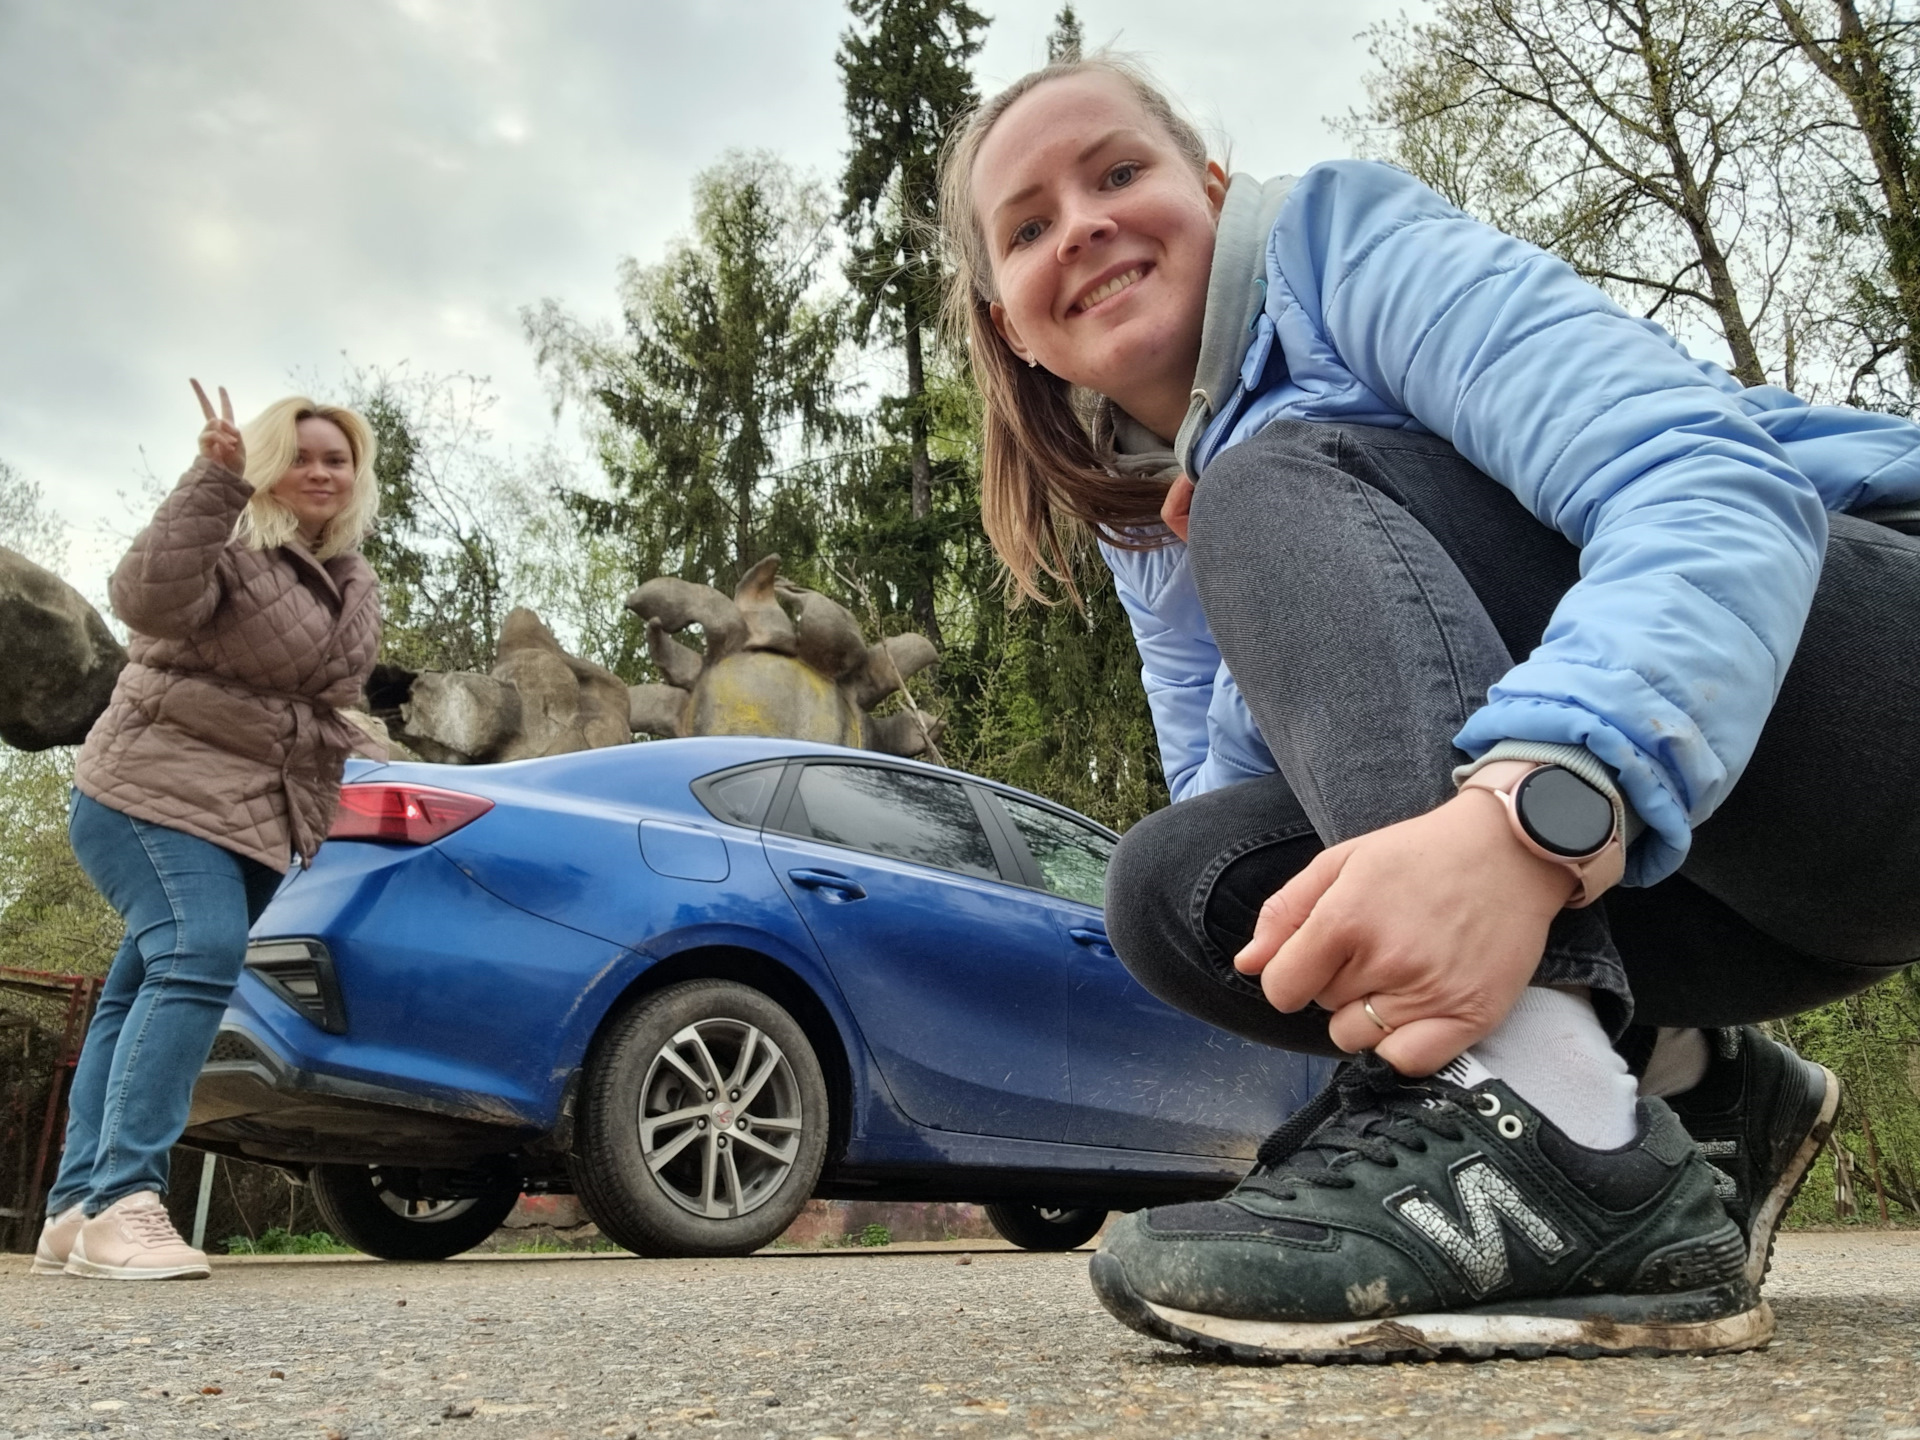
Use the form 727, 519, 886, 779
1140, 1296, 1775, 1362
30, 1254, 70, 1276
63, 1255, 211, 1281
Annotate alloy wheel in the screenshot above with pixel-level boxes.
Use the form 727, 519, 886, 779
638, 1017, 805, 1219
370, 1179, 478, 1224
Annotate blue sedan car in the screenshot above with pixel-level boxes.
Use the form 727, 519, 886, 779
184, 737, 1329, 1259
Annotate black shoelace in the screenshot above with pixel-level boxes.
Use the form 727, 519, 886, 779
1241, 1055, 1469, 1202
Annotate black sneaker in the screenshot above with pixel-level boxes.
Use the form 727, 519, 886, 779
1090, 1057, 1770, 1364
1665, 1026, 1839, 1289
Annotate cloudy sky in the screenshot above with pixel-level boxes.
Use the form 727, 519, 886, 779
0, 0, 1398, 585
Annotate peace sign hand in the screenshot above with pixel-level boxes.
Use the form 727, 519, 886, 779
191, 379, 245, 474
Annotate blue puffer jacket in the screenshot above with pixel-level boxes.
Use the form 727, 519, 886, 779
1104, 160, 1920, 886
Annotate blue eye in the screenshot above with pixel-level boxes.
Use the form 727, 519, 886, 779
1013, 219, 1045, 246
1109, 162, 1139, 187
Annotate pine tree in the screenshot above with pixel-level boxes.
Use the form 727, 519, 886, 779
1047, 4, 1084, 64
837, 0, 988, 643
528, 153, 852, 596
354, 385, 430, 664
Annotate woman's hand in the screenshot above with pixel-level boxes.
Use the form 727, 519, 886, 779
191, 379, 245, 474
1161, 474, 1194, 541
1232, 790, 1578, 1074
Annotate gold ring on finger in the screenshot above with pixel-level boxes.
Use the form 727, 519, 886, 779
1363, 996, 1394, 1035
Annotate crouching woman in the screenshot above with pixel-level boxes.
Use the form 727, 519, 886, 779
36, 383, 382, 1279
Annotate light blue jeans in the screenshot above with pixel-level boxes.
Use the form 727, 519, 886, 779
47, 792, 283, 1216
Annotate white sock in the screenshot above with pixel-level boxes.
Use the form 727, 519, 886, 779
1638, 1027, 1710, 1098
1439, 987, 1639, 1150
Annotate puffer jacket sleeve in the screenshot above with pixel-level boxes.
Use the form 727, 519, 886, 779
1269, 160, 1829, 884
110, 457, 253, 640
1737, 384, 1920, 509
1102, 539, 1278, 802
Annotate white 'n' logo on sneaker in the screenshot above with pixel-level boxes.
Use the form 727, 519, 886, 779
1387, 1155, 1569, 1296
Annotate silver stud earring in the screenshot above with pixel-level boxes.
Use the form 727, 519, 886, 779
1026, 356, 1037, 368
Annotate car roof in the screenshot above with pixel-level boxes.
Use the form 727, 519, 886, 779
349, 735, 1120, 838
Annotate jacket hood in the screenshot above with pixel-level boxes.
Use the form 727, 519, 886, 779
1174, 172, 1296, 480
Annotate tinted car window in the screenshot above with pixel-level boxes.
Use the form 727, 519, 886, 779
1002, 798, 1114, 907
787, 765, 999, 880
695, 765, 782, 828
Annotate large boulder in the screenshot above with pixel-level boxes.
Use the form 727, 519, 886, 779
341, 708, 417, 762
688, 649, 863, 747
398, 672, 521, 764
0, 546, 126, 750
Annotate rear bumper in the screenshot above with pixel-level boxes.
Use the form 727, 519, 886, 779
184, 1025, 545, 1169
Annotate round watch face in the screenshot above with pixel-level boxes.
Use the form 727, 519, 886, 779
1514, 767, 1615, 858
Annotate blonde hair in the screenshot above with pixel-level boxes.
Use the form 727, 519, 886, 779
938, 55, 1211, 604
234, 396, 380, 561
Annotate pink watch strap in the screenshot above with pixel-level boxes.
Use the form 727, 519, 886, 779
1460, 761, 1624, 908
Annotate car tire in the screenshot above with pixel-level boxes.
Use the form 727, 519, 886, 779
308, 1164, 521, 1261
984, 1203, 1108, 1251
569, 978, 831, 1258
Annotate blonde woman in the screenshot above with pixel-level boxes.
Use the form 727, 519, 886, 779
36, 383, 382, 1280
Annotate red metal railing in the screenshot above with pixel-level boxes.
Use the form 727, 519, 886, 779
0, 967, 101, 1248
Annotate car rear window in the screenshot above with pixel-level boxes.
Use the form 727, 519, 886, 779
785, 765, 999, 880
1001, 798, 1114, 908
695, 764, 783, 828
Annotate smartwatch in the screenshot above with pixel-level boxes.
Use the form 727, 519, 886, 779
1459, 761, 1623, 908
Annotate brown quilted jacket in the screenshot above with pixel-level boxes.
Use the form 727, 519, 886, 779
75, 457, 382, 872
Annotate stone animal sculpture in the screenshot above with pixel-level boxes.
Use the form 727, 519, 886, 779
1, 543, 941, 766
0, 546, 128, 750
627, 555, 942, 758
388, 607, 632, 765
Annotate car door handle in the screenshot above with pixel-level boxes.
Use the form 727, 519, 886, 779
788, 869, 867, 902
1069, 926, 1117, 958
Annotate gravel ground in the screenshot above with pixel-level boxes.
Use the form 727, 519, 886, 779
2, 1231, 1916, 1440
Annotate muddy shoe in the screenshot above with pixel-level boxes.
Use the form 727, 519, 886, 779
32, 1204, 85, 1275
1090, 1057, 1770, 1364
1666, 1027, 1839, 1289
65, 1192, 211, 1281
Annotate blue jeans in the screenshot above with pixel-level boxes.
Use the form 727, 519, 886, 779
47, 792, 283, 1216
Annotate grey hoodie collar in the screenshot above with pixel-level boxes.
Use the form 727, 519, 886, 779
1172, 172, 1296, 479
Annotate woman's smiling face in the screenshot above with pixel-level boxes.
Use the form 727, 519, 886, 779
972, 70, 1226, 439
270, 415, 356, 545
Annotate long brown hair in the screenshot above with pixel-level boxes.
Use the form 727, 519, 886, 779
938, 55, 1211, 604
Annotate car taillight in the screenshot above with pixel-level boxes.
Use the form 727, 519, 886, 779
329, 783, 494, 844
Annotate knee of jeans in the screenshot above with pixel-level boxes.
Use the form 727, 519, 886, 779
137, 909, 252, 981
1192, 422, 1343, 523
1191, 447, 1264, 538
1104, 805, 1206, 963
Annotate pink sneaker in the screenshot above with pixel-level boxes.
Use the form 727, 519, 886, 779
64, 1192, 210, 1280
32, 1204, 86, 1275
